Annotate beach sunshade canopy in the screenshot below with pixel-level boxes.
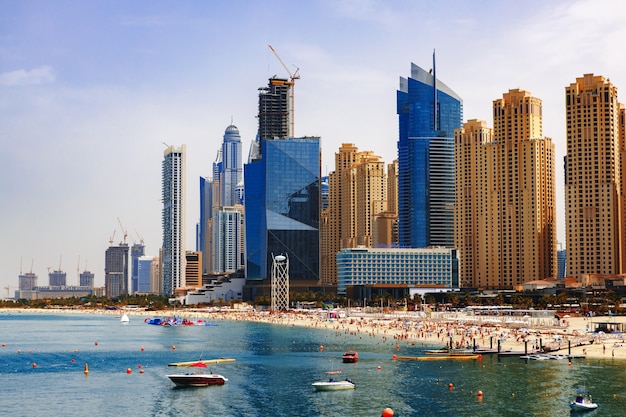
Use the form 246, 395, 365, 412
190, 362, 208, 368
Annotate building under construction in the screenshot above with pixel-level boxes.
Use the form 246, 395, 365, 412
258, 77, 292, 143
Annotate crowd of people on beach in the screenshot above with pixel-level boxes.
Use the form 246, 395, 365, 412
4, 306, 626, 359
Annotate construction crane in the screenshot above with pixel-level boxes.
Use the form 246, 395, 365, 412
135, 230, 145, 246
268, 44, 300, 137
117, 217, 128, 244
109, 230, 116, 246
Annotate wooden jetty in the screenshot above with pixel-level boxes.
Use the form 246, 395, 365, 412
395, 354, 481, 361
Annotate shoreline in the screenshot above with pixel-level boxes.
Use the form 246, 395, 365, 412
2, 307, 625, 360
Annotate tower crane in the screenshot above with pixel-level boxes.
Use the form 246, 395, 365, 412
268, 44, 300, 138
117, 217, 128, 244
109, 230, 116, 246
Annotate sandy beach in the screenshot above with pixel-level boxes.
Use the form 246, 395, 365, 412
3, 307, 625, 360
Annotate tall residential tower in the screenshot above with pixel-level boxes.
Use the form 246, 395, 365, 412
162, 144, 186, 295
455, 90, 557, 289
565, 74, 625, 280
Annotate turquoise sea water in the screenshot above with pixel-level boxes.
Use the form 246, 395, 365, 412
0, 312, 624, 416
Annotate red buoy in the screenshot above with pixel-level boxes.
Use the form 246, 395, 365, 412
381, 407, 394, 417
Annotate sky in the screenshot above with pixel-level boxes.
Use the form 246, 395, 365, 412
1, 0, 625, 293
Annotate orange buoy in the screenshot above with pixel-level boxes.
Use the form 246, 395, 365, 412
477, 391, 483, 397
381, 407, 394, 417
71, 358, 75, 363
319, 345, 324, 351
392, 354, 397, 360
171, 346, 176, 350
94, 341, 98, 346
140, 369, 145, 374
137, 364, 142, 368
32, 363, 37, 368
1, 343, 5, 347
396, 345, 400, 350
140, 347, 145, 351
84, 363, 89, 375
17, 349, 22, 354
74, 349, 78, 353
448, 383, 454, 390
377, 365, 382, 371
126, 368, 132, 374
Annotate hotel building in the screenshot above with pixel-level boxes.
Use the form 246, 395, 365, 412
336, 246, 459, 297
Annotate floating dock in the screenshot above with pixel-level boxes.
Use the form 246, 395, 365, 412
395, 354, 481, 361
167, 358, 236, 367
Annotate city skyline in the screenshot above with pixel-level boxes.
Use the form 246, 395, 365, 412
2, 0, 626, 292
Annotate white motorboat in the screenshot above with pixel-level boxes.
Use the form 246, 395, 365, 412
166, 362, 227, 387
570, 389, 598, 411
312, 378, 355, 391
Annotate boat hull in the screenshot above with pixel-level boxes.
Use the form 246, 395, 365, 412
312, 381, 355, 391
167, 374, 227, 387
342, 350, 358, 363
570, 402, 598, 411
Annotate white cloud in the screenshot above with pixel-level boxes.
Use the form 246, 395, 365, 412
0, 66, 55, 86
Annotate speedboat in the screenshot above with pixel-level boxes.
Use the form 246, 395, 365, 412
166, 362, 227, 387
312, 378, 355, 391
570, 389, 598, 411
342, 350, 358, 363
167, 372, 228, 387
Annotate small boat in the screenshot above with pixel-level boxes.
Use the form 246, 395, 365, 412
423, 348, 449, 354
312, 378, 355, 391
570, 389, 598, 411
120, 314, 129, 324
166, 362, 227, 387
342, 350, 358, 363
325, 367, 342, 375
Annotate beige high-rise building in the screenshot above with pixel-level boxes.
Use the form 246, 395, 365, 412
566, 74, 624, 280
455, 90, 557, 289
320, 144, 397, 285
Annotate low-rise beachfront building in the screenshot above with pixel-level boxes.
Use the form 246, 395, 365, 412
336, 246, 459, 299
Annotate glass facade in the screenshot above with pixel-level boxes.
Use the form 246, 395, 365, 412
336, 247, 459, 295
244, 137, 320, 280
397, 62, 462, 248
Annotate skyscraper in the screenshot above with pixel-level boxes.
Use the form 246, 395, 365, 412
565, 74, 624, 280
105, 244, 129, 298
211, 205, 245, 274
199, 175, 213, 275
244, 137, 320, 281
162, 144, 186, 295
321, 144, 393, 285
130, 242, 145, 294
397, 57, 462, 248
256, 77, 292, 154
455, 90, 557, 289
221, 125, 243, 207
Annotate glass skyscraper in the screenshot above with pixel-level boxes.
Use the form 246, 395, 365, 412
244, 137, 320, 280
397, 57, 462, 248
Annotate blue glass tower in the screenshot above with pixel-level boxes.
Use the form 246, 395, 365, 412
244, 137, 320, 280
397, 55, 462, 248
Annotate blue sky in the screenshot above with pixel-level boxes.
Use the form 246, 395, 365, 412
1, 0, 625, 292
